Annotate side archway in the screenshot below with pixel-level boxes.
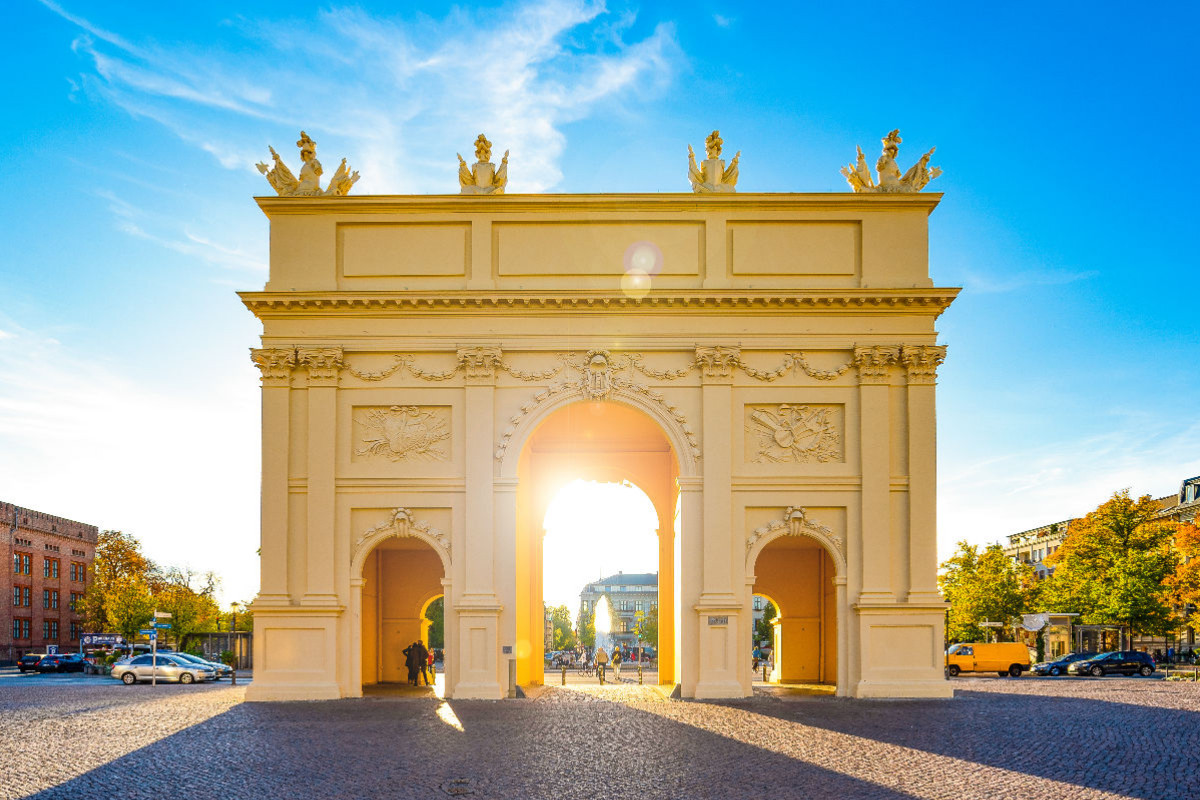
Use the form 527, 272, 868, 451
746, 507, 847, 695
351, 509, 451, 693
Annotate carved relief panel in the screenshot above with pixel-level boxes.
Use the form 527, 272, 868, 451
743, 403, 844, 464
352, 405, 451, 463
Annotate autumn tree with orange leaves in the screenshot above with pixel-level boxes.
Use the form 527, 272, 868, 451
1041, 490, 1178, 637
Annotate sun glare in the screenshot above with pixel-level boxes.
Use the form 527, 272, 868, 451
542, 479, 659, 618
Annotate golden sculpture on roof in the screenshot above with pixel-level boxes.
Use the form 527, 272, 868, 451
842, 129, 941, 193
688, 130, 740, 193
457, 134, 509, 195
256, 131, 360, 197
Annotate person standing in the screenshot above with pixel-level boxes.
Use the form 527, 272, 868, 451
403, 641, 422, 686
611, 646, 623, 682
595, 646, 609, 682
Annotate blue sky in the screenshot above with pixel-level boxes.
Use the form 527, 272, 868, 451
2, 1, 1196, 604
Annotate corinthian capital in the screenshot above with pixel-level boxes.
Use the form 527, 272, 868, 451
298, 347, 344, 384
250, 348, 296, 383
695, 345, 740, 379
457, 346, 503, 380
901, 345, 947, 385
853, 345, 901, 385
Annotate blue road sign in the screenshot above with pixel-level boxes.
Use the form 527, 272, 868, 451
154, 623, 172, 629
139, 629, 156, 636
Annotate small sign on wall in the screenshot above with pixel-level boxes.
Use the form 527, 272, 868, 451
502, 645, 513, 654
707, 616, 729, 626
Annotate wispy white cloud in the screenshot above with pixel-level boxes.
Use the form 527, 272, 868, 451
46, 1, 681, 193
0, 315, 261, 604
956, 267, 1098, 294
94, 189, 267, 273
939, 418, 1200, 555
713, 14, 735, 28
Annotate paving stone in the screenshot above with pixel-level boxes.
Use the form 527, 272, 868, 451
1, 675, 1197, 799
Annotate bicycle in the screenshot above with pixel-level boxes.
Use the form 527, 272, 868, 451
576, 660, 595, 677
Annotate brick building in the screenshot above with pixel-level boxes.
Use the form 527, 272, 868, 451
3, 502, 98, 665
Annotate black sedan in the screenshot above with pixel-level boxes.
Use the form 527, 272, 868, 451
1068, 650, 1156, 677
36, 654, 86, 673
1031, 651, 1096, 677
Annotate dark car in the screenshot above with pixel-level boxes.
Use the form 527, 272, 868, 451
1032, 651, 1096, 677
1068, 650, 1156, 677
36, 654, 86, 673
18, 653, 47, 673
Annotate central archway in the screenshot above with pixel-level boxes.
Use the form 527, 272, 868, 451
511, 400, 683, 687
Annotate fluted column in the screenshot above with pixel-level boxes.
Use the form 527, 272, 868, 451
854, 345, 900, 604
299, 347, 343, 606
902, 345, 947, 603
250, 348, 295, 606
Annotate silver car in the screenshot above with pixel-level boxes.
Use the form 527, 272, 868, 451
111, 653, 215, 685
169, 651, 234, 679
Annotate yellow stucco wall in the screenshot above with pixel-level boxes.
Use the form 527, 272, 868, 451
242, 192, 957, 701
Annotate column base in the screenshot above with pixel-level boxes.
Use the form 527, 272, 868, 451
244, 681, 343, 702
852, 679, 953, 699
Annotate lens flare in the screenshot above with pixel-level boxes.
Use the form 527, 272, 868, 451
620, 268, 651, 299
624, 241, 664, 276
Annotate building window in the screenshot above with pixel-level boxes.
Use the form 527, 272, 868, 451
43, 620, 59, 640
14, 619, 32, 640
22, 587, 30, 607
634, 601, 644, 612
70, 592, 83, 613
14, 552, 31, 575
44, 558, 59, 579
69, 622, 80, 641
12, 587, 19, 606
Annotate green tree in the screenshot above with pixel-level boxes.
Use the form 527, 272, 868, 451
83, 530, 159, 639
576, 606, 595, 649
754, 601, 776, 646
425, 597, 444, 648
156, 568, 221, 651
634, 604, 659, 647
939, 541, 1036, 643
548, 604, 576, 650
1041, 490, 1178, 636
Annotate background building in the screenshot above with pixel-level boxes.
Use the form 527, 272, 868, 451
579, 572, 657, 650
1003, 519, 1074, 579
2, 502, 98, 665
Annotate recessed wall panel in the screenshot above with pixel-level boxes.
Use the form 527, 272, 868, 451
340, 223, 469, 277
494, 221, 702, 277
729, 221, 860, 276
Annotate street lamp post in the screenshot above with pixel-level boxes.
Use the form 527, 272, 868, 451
229, 602, 241, 683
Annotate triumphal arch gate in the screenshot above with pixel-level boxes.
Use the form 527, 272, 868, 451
241, 131, 957, 701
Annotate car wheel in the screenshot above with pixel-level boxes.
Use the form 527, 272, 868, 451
1090, 665, 1104, 677
997, 671, 1007, 677
1049, 666, 1061, 676
1008, 665, 1023, 677
180, 672, 195, 684
947, 665, 959, 677
1139, 665, 1153, 677
121, 672, 137, 685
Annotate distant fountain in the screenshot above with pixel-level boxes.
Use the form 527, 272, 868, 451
594, 595, 613, 656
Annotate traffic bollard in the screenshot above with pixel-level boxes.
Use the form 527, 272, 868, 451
762, 663, 768, 683
638, 665, 643, 685
561, 665, 567, 685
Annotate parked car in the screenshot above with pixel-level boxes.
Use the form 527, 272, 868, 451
170, 651, 234, 679
1032, 651, 1096, 677
35, 654, 86, 673
945, 642, 1030, 677
18, 653, 47, 673
1068, 650, 1156, 677
111, 653, 216, 685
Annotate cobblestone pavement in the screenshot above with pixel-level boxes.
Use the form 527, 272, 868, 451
2, 675, 1198, 800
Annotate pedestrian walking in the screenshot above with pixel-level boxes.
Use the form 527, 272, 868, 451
611, 646, 623, 682
595, 646, 609, 682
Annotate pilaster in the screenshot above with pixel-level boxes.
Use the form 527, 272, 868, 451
250, 348, 295, 606
298, 347, 342, 606
902, 345, 947, 603
854, 345, 900, 604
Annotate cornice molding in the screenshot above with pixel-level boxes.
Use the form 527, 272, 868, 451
255, 191, 943, 217
240, 289, 960, 318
